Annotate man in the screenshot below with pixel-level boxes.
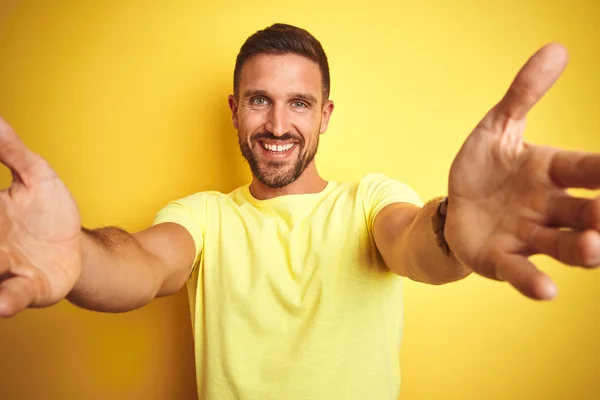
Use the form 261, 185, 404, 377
0, 23, 598, 399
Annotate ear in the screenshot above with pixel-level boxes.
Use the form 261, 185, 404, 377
319, 100, 335, 134
228, 95, 239, 130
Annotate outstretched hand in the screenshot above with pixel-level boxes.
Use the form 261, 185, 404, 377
0, 118, 82, 317
446, 43, 600, 300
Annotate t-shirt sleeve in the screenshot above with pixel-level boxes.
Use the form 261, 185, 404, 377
359, 173, 423, 233
152, 192, 206, 273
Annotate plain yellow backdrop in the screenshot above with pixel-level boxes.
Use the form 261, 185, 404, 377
0, 0, 598, 399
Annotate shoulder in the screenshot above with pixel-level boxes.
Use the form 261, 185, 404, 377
357, 173, 396, 187
169, 187, 243, 206
357, 173, 422, 204
154, 187, 247, 220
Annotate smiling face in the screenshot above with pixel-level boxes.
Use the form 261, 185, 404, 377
229, 53, 334, 189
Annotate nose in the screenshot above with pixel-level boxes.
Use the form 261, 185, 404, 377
265, 104, 291, 137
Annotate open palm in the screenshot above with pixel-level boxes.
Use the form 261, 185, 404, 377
0, 118, 81, 317
446, 44, 600, 300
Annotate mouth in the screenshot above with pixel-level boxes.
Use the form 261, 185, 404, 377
256, 140, 299, 160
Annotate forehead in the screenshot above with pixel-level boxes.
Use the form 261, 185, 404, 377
239, 53, 322, 97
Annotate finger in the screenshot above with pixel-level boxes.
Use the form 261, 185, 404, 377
529, 226, 600, 268
494, 43, 568, 121
0, 117, 53, 185
0, 276, 37, 318
494, 253, 557, 300
547, 194, 600, 230
0, 117, 33, 179
0, 251, 9, 277
549, 150, 600, 190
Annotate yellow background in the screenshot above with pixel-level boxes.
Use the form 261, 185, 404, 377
0, 0, 599, 399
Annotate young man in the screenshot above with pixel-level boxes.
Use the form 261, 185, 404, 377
0, 23, 598, 399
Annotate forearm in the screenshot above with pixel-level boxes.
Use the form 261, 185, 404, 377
66, 227, 163, 313
393, 198, 471, 285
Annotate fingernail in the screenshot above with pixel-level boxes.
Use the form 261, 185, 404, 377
543, 282, 558, 300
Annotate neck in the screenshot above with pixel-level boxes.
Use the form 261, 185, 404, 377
249, 162, 327, 200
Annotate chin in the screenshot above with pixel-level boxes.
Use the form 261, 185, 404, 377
257, 171, 298, 189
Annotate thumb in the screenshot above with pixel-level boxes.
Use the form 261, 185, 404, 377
493, 43, 569, 122
0, 116, 47, 185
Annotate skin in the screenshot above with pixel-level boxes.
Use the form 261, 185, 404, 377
0, 43, 599, 319
377, 44, 600, 300
445, 44, 600, 299
228, 53, 334, 200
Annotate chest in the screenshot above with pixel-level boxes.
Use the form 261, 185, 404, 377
199, 196, 388, 315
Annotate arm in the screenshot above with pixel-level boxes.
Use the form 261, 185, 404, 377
66, 222, 195, 313
375, 44, 600, 301
373, 198, 471, 285
0, 115, 201, 318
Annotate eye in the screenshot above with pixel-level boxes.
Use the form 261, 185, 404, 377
251, 97, 269, 105
291, 101, 307, 108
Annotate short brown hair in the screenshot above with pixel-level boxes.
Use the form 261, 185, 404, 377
233, 23, 331, 101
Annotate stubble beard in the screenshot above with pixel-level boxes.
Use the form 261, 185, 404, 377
239, 133, 319, 189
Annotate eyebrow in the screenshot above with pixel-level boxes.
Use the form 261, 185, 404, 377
290, 92, 318, 104
242, 89, 318, 105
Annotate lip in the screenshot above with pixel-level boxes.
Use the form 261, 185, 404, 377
257, 141, 298, 160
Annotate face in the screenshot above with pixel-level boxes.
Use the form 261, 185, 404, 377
229, 53, 334, 189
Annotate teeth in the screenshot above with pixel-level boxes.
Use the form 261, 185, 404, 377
262, 143, 294, 152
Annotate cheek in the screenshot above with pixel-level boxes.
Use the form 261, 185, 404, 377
238, 109, 265, 133
297, 118, 321, 143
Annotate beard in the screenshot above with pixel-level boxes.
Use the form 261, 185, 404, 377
238, 131, 319, 189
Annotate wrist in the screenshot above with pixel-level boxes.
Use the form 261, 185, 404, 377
433, 197, 452, 256
69, 229, 98, 296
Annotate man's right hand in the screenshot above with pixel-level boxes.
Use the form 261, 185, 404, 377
0, 116, 82, 318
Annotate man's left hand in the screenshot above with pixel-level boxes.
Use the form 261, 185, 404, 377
445, 43, 600, 300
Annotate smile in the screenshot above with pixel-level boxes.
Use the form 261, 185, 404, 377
261, 142, 296, 153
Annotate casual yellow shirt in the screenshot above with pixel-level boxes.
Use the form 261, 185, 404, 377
153, 173, 422, 400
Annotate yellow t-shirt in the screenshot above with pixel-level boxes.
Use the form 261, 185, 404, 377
153, 173, 422, 400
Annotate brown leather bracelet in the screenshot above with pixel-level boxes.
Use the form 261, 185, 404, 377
433, 197, 452, 256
